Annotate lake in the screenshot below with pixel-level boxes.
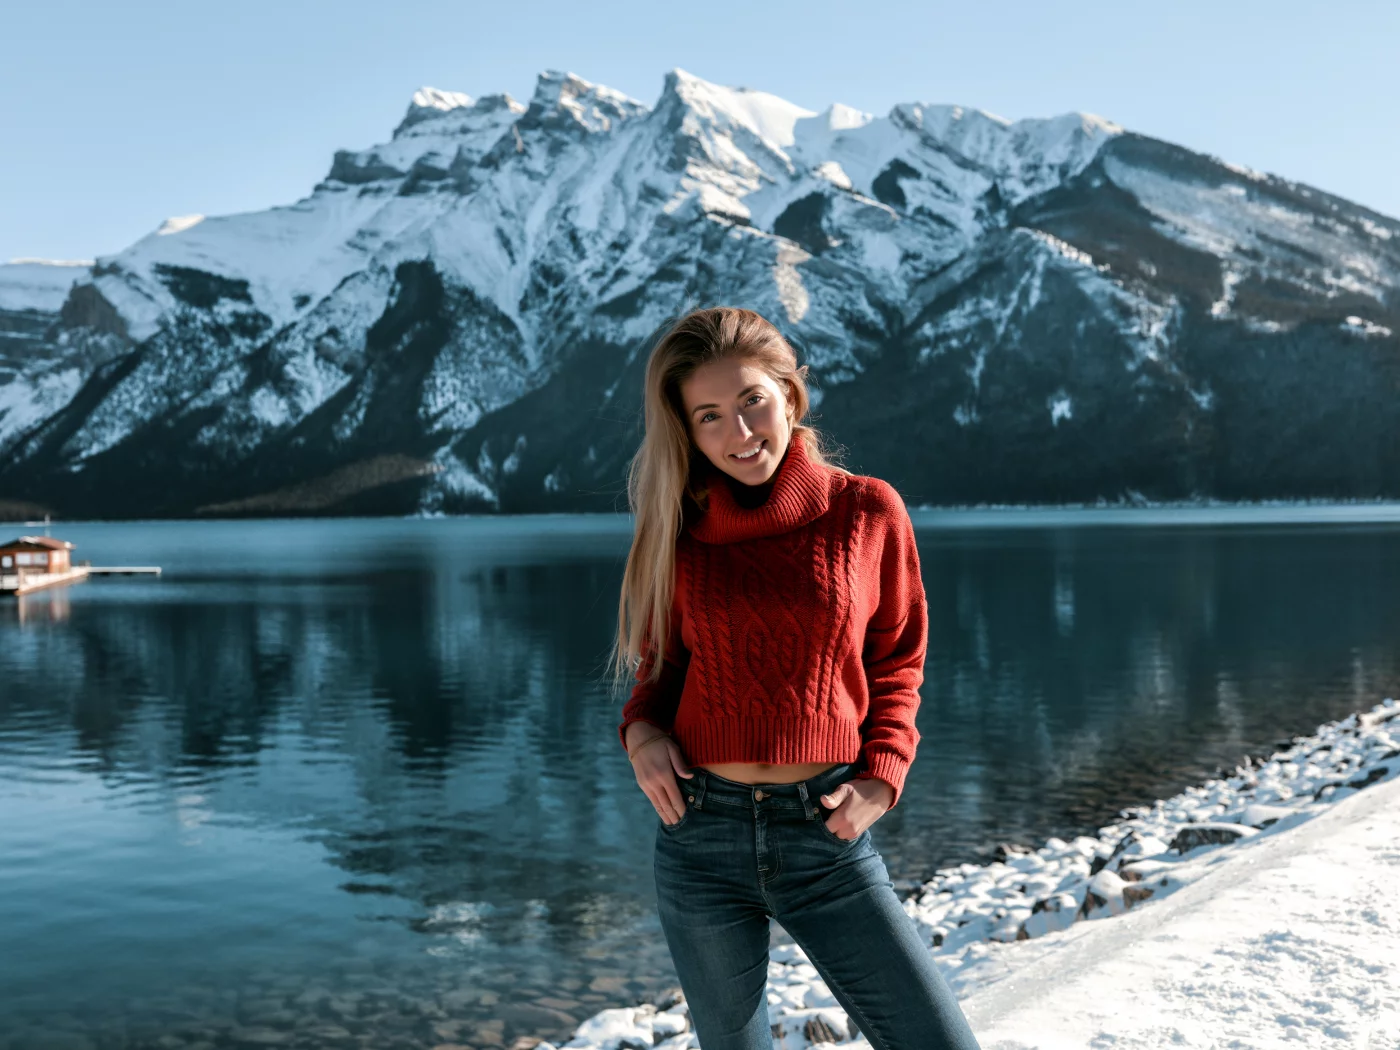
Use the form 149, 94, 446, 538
4, 509, 1400, 1049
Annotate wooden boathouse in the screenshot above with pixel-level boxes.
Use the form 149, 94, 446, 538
1, 534, 162, 597
0, 536, 88, 596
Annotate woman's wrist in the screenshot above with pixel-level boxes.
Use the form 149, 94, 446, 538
627, 732, 671, 762
854, 772, 896, 810
624, 720, 668, 748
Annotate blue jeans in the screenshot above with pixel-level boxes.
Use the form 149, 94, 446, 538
653, 763, 981, 1050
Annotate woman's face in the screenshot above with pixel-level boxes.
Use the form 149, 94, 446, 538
679, 357, 793, 486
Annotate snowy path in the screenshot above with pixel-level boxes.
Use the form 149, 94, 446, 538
962, 772, 1400, 1049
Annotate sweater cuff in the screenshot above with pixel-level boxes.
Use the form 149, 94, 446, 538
857, 750, 911, 808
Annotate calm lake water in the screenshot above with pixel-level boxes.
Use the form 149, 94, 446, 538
4, 510, 1400, 1049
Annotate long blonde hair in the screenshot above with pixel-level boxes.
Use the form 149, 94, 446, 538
609, 306, 848, 695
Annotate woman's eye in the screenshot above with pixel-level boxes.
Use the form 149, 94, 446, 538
698, 395, 759, 423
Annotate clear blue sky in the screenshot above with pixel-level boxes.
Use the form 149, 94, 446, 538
2, 0, 1395, 262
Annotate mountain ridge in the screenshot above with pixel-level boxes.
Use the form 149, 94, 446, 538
1, 67, 1397, 518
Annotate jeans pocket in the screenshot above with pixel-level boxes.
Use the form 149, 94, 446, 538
659, 800, 691, 832
814, 809, 862, 846
812, 769, 863, 844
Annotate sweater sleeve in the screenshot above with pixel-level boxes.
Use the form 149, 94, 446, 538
617, 612, 690, 753
857, 494, 927, 807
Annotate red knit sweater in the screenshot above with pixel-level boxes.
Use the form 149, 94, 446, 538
618, 438, 927, 806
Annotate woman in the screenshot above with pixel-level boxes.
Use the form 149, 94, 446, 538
610, 307, 981, 1049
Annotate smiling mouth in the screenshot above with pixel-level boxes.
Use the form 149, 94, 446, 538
731, 439, 766, 461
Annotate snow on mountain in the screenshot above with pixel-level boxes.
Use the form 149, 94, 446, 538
0, 259, 89, 313
66, 67, 1121, 352
3, 67, 1398, 518
399, 86, 473, 125
155, 215, 206, 236
0, 261, 102, 453
341, 90, 526, 185
1102, 151, 1397, 308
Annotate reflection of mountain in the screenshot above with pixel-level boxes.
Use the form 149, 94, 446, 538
5, 519, 1400, 891
3, 559, 609, 754
3, 70, 1399, 516
0, 541, 686, 1044
0, 541, 647, 927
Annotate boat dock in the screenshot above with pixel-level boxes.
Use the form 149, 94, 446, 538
2, 565, 162, 597
2, 566, 90, 597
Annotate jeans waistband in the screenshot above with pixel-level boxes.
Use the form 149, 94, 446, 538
685, 762, 862, 819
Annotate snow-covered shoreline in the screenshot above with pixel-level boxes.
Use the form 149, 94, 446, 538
539, 699, 1400, 1050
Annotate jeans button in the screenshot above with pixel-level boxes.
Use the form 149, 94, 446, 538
754, 789, 767, 801
688, 795, 695, 802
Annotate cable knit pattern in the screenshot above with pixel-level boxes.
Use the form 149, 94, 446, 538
619, 439, 928, 806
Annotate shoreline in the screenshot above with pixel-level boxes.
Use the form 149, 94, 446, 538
10, 496, 1400, 528
535, 698, 1399, 1050
908, 501, 1400, 531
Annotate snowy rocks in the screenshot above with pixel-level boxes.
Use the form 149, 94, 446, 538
1167, 822, 1257, 854
1114, 833, 1171, 865
1232, 803, 1297, 828
1313, 763, 1392, 800
565, 1004, 679, 1050
768, 1009, 850, 1049
1019, 893, 1079, 938
1091, 829, 1172, 874
802, 1015, 846, 1044
1121, 885, 1156, 908
1078, 869, 1129, 919
992, 843, 1034, 863
649, 1010, 689, 1042
990, 910, 1035, 943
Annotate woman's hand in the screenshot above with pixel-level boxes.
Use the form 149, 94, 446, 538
819, 778, 894, 840
627, 727, 694, 825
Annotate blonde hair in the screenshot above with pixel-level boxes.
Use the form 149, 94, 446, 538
609, 306, 848, 695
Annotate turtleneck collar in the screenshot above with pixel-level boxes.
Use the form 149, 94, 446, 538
687, 437, 833, 544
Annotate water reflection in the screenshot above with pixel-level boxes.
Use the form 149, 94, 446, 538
2, 516, 1400, 1047
13, 586, 73, 622
903, 524, 1400, 874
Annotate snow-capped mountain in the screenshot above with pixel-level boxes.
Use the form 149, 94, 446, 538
3, 68, 1398, 518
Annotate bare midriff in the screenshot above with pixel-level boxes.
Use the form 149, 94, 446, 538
693, 761, 840, 784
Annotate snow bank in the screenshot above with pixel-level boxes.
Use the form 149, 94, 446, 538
963, 754, 1400, 1048
536, 700, 1400, 1050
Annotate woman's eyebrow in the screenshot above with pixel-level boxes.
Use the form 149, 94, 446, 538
690, 385, 762, 415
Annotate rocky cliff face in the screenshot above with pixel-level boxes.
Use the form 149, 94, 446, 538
2, 69, 1397, 517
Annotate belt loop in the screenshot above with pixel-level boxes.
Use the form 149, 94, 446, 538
796, 780, 814, 820
690, 769, 708, 810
